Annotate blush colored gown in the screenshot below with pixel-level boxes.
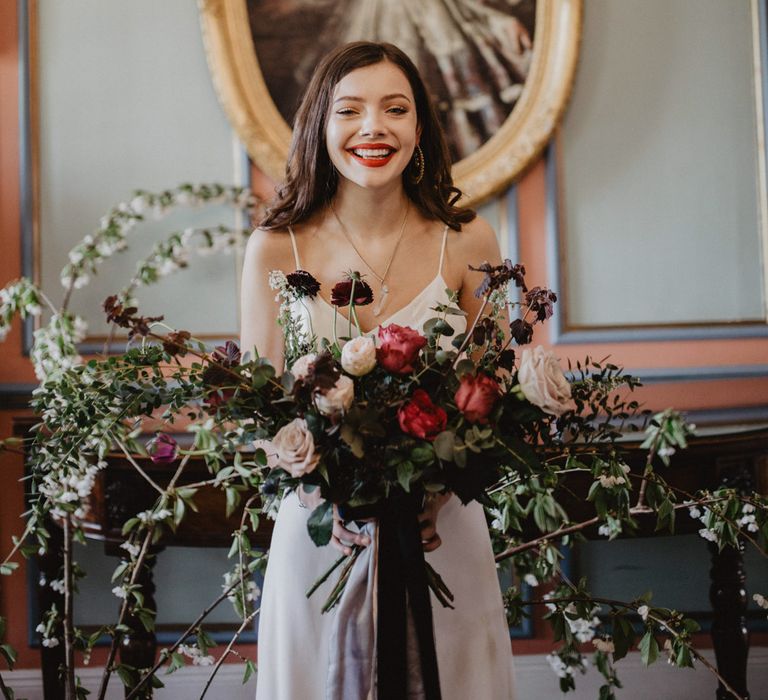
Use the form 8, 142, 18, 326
255, 226, 517, 699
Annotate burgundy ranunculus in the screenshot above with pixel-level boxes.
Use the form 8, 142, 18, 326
331, 274, 373, 307
147, 433, 178, 464
397, 389, 447, 441
286, 270, 321, 299
454, 373, 500, 424
376, 324, 427, 375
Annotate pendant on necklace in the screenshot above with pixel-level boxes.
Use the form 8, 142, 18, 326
373, 283, 388, 317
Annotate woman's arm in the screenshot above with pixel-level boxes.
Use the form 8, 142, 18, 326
239, 228, 288, 369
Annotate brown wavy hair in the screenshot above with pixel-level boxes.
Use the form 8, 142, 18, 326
259, 41, 475, 231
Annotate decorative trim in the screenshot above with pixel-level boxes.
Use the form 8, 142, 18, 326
199, 0, 584, 206
547, 0, 768, 342
546, 143, 768, 343
625, 364, 768, 384
7, 649, 766, 699
18, 0, 36, 355
16, 5, 252, 355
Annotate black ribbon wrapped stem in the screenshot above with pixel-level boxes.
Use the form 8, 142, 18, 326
340, 492, 442, 699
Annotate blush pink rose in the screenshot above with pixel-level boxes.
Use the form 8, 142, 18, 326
376, 324, 427, 375
454, 373, 500, 424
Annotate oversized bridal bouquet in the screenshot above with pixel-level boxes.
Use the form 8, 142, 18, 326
262, 262, 586, 612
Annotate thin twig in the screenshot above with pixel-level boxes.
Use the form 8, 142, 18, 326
0, 671, 13, 700
114, 440, 165, 495
198, 608, 260, 699
63, 517, 76, 700
124, 575, 246, 700
96, 523, 156, 700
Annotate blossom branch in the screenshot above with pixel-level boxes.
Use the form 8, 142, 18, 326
198, 607, 260, 699
123, 574, 247, 700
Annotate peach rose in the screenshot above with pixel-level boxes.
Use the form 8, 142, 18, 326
517, 346, 576, 417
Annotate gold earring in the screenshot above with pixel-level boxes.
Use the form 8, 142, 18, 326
411, 145, 425, 184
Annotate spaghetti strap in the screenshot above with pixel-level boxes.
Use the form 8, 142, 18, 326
437, 225, 449, 275
287, 226, 301, 269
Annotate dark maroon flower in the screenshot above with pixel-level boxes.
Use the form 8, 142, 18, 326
147, 433, 178, 464
525, 287, 558, 322
103, 295, 163, 339
469, 260, 527, 298
162, 330, 191, 357
510, 318, 534, 346
286, 270, 321, 299
212, 340, 241, 366
397, 389, 447, 441
331, 273, 373, 307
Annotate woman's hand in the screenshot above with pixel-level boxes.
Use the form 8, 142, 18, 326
330, 504, 372, 555
418, 492, 452, 552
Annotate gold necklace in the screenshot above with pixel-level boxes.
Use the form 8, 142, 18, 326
330, 202, 409, 317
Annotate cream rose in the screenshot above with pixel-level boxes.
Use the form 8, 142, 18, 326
314, 375, 354, 416
290, 352, 317, 381
340, 336, 377, 376
271, 418, 320, 477
517, 346, 576, 417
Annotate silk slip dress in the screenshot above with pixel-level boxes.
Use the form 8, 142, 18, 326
255, 225, 517, 700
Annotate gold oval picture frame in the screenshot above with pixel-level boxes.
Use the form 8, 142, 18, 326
200, 0, 582, 206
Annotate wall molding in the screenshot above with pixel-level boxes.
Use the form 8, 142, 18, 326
545, 142, 768, 344
3, 648, 767, 699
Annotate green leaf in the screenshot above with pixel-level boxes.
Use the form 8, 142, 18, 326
0, 563, 19, 576
307, 501, 333, 547
397, 461, 415, 492
639, 630, 659, 666
243, 658, 257, 684
433, 431, 455, 461
612, 615, 634, 661
0, 643, 17, 669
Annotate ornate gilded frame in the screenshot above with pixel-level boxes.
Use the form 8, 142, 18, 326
199, 0, 583, 206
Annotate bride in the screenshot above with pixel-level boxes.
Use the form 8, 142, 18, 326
240, 41, 517, 700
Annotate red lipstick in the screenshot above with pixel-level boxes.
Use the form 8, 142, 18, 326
347, 143, 397, 168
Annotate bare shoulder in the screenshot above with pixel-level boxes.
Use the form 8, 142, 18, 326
452, 215, 501, 263
243, 226, 295, 272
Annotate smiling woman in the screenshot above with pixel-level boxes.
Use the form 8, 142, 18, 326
240, 42, 517, 700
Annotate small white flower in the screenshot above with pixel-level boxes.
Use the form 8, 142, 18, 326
42, 637, 60, 648
637, 605, 650, 621
112, 586, 127, 599
36, 623, 46, 634
129, 195, 146, 214
598, 524, 611, 537
523, 574, 539, 587
753, 593, 768, 609
120, 541, 141, 558
698, 528, 717, 543
658, 446, 676, 458
742, 503, 756, 514
50, 579, 65, 594
687, 506, 702, 520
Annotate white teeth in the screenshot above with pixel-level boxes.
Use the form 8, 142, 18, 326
352, 148, 393, 158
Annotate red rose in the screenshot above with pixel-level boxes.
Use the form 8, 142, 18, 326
454, 373, 500, 424
397, 389, 447, 441
376, 324, 427, 374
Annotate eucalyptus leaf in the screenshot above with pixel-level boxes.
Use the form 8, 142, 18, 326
307, 501, 334, 547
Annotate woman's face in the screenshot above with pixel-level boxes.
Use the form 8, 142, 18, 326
325, 61, 420, 192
